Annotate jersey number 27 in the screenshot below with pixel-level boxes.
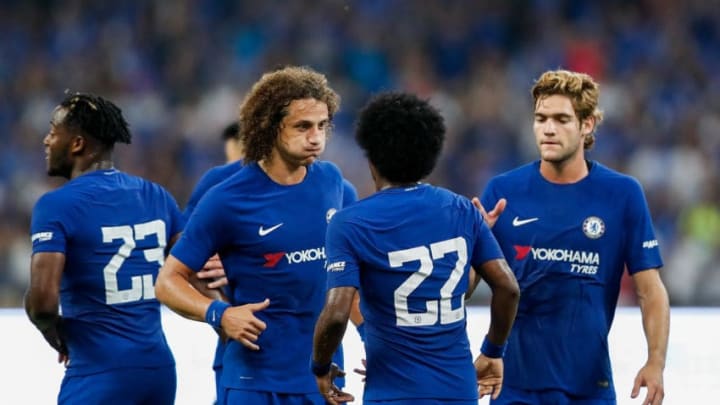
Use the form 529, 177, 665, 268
390, 237, 467, 327
101, 219, 166, 305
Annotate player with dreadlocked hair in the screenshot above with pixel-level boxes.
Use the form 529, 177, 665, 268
26, 92, 183, 404
59, 93, 132, 145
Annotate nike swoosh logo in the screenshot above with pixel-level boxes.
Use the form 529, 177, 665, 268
258, 223, 284, 236
512, 217, 539, 226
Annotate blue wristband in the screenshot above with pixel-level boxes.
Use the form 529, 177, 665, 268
311, 359, 332, 376
205, 300, 230, 329
480, 335, 507, 358
356, 323, 366, 342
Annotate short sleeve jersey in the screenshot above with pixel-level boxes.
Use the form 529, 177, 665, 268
325, 183, 504, 402
480, 161, 663, 398
30, 169, 184, 376
171, 161, 345, 394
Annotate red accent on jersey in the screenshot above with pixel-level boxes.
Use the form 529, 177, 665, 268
514, 245, 532, 260
263, 252, 285, 268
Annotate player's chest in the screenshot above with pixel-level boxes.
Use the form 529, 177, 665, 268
231, 193, 341, 251
496, 194, 624, 248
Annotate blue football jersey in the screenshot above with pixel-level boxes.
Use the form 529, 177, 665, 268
183, 163, 357, 383
30, 169, 184, 376
171, 161, 345, 394
341, 178, 358, 208
183, 160, 243, 222
325, 183, 504, 402
480, 161, 663, 399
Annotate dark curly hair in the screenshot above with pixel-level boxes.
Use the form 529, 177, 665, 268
220, 121, 241, 141
58, 92, 131, 148
356, 92, 445, 183
239, 66, 340, 163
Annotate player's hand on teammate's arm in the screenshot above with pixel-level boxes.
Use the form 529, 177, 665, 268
474, 354, 504, 400
471, 197, 506, 228
221, 299, 270, 351
196, 254, 228, 289
631, 361, 664, 405
316, 363, 354, 405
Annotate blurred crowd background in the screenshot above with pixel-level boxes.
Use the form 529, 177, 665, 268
0, 0, 718, 306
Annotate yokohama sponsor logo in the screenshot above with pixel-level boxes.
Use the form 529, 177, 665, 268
264, 247, 326, 267
514, 245, 600, 265
286, 247, 326, 264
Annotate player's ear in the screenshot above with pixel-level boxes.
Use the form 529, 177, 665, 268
69, 135, 86, 154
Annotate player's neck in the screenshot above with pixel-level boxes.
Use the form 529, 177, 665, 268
70, 158, 114, 179
539, 155, 589, 184
259, 158, 307, 185
376, 179, 419, 192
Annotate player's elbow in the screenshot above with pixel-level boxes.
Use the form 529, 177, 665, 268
154, 267, 174, 305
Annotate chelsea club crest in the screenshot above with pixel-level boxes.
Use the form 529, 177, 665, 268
582, 216, 605, 239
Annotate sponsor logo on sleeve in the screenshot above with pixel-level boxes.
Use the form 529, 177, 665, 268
326, 261, 346, 272
326, 208, 337, 224
31, 232, 53, 243
642, 240, 659, 249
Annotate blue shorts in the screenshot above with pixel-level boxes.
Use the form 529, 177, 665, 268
214, 365, 224, 405
224, 389, 325, 405
58, 365, 176, 405
491, 386, 616, 405
365, 400, 476, 405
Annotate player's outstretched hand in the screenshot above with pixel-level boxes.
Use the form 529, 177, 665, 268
631, 361, 664, 405
222, 299, 270, 350
196, 254, 228, 289
474, 354, 504, 400
471, 197, 506, 229
316, 363, 354, 405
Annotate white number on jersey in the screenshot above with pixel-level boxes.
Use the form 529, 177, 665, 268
102, 219, 166, 304
390, 237, 467, 326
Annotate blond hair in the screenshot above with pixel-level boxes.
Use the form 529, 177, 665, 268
532, 70, 604, 150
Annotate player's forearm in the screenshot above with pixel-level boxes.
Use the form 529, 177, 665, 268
156, 258, 213, 322
482, 260, 520, 344
638, 283, 670, 368
313, 287, 355, 365
487, 281, 520, 344
313, 308, 348, 365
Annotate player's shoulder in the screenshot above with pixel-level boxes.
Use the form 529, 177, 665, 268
429, 185, 479, 219
203, 160, 243, 183
589, 161, 643, 200
123, 171, 175, 197
312, 160, 343, 179
589, 161, 643, 189
487, 161, 538, 188
34, 186, 75, 212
